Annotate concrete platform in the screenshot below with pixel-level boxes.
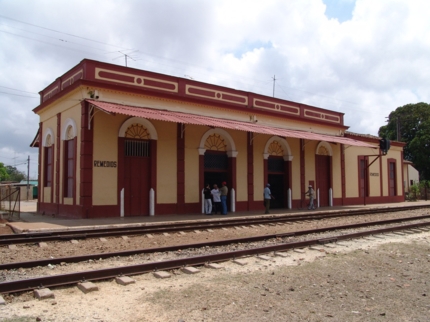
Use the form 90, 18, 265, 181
5, 200, 430, 234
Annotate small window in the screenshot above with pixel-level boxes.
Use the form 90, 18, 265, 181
44, 146, 53, 187
64, 139, 75, 198
125, 139, 150, 157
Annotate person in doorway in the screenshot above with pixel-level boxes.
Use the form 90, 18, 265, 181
211, 184, 221, 214
220, 181, 228, 215
203, 183, 212, 215
264, 183, 274, 214
305, 185, 315, 210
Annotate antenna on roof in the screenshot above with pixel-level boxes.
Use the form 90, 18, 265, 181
112, 50, 139, 67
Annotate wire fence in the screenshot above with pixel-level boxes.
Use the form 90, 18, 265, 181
0, 185, 21, 220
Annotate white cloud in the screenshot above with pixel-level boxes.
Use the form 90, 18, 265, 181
0, 0, 429, 172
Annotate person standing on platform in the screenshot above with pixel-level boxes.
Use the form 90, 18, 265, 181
264, 183, 274, 214
211, 184, 221, 214
220, 181, 228, 215
203, 183, 212, 215
305, 185, 315, 210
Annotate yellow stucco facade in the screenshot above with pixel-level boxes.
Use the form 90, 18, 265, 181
34, 59, 405, 218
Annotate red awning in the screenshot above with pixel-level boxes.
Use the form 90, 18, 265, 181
87, 100, 375, 148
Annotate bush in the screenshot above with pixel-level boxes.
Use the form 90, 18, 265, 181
409, 184, 420, 201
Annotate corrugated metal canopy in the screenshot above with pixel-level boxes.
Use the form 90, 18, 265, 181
87, 100, 375, 148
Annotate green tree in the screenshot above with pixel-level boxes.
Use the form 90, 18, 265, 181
0, 162, 9, 181
378, 102, 430, 180
5, 165, 27, 182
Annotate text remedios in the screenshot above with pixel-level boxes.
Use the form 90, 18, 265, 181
94, 160, 117, 168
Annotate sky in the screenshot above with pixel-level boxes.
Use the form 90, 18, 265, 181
0, 0, 429, 179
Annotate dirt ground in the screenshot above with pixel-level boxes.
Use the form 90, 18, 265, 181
1, 229, 430, 322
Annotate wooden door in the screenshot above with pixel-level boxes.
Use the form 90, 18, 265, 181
316, 155, 331, 207
124, 140, 151, 216
389, 161, 396, 196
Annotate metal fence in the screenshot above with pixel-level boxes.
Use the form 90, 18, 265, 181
0, 185, 21, 220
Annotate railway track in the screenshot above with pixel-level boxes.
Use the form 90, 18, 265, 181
1, 204, 429, 246
1, 214, 430, 294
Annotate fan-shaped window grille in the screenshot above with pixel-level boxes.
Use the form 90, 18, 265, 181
268, 157, 284, 172
268, 141, 284, 156
204, 134, 227, 151
66, 126, 74, 140
204, 153, 228, 170
125, 124, 151, 140
317, 146, 329, 156
45, 134, 52, 147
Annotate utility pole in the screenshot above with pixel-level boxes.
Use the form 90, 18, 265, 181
272, 75, 276, 97
27, 155, 30, 201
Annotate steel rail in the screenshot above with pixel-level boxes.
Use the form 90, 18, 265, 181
1, 214, 430, 271
1, 204, 429, 245
1, 220, 430, 294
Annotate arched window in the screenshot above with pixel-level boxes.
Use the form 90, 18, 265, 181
43, 128, 54, 187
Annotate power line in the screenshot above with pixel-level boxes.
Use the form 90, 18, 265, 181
0, 91, 38, 98
0, 30, 107, 58
0, 85, 37, 94
0, 14, 132, 50
1, 24, 112, 53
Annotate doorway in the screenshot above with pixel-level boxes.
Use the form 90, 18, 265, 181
204, 151, 229, 210
123, 139, 151, 216
316, 154, 331, 207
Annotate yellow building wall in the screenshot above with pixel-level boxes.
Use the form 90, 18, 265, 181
380, 146, 403, 196
89, 88, 347, 138
153, 120, 177, 204
229, 130, 247, 202
287, 138, 301, 200
304, 141, 317, 188
92, 112, 123, 205
332, 144, 342, 198
253, 134, 267, 201
184, 125, 208, 203
41, 117, 58, 204
60, 105, 82, 204
39, 92, 83, 205
344, 146, 366, 198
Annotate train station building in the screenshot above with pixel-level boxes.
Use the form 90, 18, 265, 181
31, 59, 405, 218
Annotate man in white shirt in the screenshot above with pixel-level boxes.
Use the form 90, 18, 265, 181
305, 185, 315, 210
263, 183, 274, 214
211, 184, 221, 214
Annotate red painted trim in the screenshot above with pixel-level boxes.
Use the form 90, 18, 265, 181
34, 59, 348, 129
38, 122, 43, 212
177, 124, 185, 213
283, 160, 290, 205
300, 139, 305, 204
229, 156, 237, 201
345, 133, 405, 147
401, 152, 405, 197
198, 154, 204, 210
379, 150, 383, 196
387, 158, 397, 196
150, 140, 157, 199
341, 145, 346, 205
73, 137, 77, 205
263, 159, 268, 187
288, 160, 292, 200
117, 137, 125, 216
55, 114, 61, 215
334, 195, 404, 206
80, 101, 93, 217
247, 133, 254, 210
